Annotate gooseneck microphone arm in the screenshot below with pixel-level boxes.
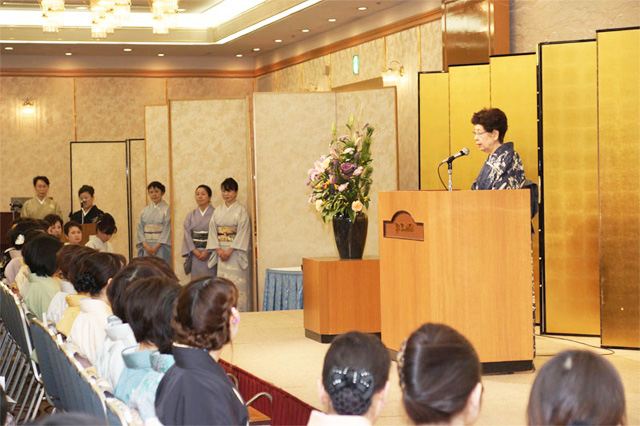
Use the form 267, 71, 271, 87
439, 148, 469, 192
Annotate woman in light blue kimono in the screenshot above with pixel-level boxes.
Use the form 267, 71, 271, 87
181, 184, 216, 279
206, 178, 251, 311
137, 181, 171, 264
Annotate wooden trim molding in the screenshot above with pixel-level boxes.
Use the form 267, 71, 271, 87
254, 7, 442, 76
0, 68, 256, 78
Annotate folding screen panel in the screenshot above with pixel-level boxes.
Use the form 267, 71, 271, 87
419, 72, 450, 190
253, 89, 398, 310
448, 64, 490, 190
540, 41, 599, 335
144, 105, 171, 202
70, 141, 130, 257
128, 139, 147, 259
490, 53, 540, 323
169, 99, 251, 290
597, 28, 640, 348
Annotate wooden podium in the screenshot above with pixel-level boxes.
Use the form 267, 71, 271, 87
379, 190, 534, 373
303, 257, 381, 343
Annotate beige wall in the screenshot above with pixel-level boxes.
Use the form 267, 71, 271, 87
144, 105, 171, 203
511, 0, 640, 53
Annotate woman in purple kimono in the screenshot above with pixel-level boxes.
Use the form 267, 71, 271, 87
181, 185, 216, 279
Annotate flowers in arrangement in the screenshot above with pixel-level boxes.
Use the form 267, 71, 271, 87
307, 114, 374, 222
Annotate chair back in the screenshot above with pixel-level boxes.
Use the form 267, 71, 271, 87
0, 283, 34, 358
29, 318, 60, 406
106, 397, 142, 426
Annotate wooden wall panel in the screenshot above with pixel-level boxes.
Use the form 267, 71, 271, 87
449, 64, 491, 190
490, 53, 540, 323
419, 72, 450, 190
541, 41, 599, 335
598, 28, 640, 348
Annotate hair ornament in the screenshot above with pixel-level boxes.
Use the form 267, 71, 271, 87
15, 234, 25, 245
563, 355, 573, 370
328, 366, 375, 400
231, 307, 240, 324
397, 338, 408, 390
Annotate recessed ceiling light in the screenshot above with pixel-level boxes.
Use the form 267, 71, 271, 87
76, 6, 87, 9
4, 47, 13, 50
157, 53, 164, 56
358, 6, 367, 10
65, 52, 72, 56
178, 8, 185, 11
123, 48, 132, 52
252, 47, 260, 51
328, 18, 336, 22
236, 54, 243, 57
275, 39, 282, 43
301, 29, 309, 33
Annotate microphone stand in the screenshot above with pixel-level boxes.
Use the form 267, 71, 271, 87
447, 161, 453, 192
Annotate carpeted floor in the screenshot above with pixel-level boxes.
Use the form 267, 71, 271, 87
220, 310, 640, 425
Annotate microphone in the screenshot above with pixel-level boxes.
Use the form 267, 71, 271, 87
80, 199, 87, 206
440, 148, 469, 164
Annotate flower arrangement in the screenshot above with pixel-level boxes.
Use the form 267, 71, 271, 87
307, 115, 374, 222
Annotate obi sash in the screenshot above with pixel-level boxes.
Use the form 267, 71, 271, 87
144, 224, 163, 241
192, 230, 208, 249
217, 226, 237, 243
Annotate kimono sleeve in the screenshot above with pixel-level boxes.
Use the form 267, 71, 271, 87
158, 205, 171, 246
182, 211, 196, 257
231, 206, 251, 252
136, 209, 145, 248
205, 214, 220, 268
494, 151, 526, 190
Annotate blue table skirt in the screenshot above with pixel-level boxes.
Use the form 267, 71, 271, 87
263, 267, 303, 311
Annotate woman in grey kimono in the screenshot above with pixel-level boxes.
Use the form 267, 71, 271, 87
137, 181, 171, 264
206, 178, 251, 311
470, 108, 526, 190
182, 185, 216, 279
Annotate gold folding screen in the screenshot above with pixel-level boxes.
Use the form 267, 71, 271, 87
597, 28, 640, 348
419, 72, 450, 190
540, 41, 600, 335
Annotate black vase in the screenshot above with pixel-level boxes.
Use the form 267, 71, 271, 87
332, 212, 368, 259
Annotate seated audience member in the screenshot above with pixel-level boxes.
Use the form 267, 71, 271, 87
155, 277, 248, 425
96, 256, 178, 388
20, 176, 62, 220
44, 214, 63, 239
115, 277, 180, 408
1, 219, 39, 284
308, 331, 391, 426
85, 213, 117, 253
398, 323, 483, 426
63, 221, 83, 245
47, 245, 94, 324
56, 247, 97, 336
22, 234, 64, 321
527, 350, 626, 425
69, 184, 104, 224
66, 252, 126, 364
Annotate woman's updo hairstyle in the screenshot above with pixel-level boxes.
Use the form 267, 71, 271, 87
96, 213, 117, 235
73, 252, 126, 296
399, 323, 481, 425
322, 331, 390, 416
527, 350, 626, 425
172, 276, 238, 351
56, 245, 95, 280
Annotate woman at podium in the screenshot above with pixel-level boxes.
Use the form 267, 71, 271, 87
470, 108, 526, 190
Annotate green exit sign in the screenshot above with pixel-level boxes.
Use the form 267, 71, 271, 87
352, 55, 359, 75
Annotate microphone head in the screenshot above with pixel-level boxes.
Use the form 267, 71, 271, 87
461, 148, 469, 155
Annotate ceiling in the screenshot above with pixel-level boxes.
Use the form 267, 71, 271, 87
0, 0, 418, 58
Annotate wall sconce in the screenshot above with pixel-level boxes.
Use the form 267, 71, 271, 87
382, 60, 404, 84
22, 99, 36, 114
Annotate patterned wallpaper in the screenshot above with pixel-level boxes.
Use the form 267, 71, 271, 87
167, 77, 253, 99
511, 0, 640, 53
386, 27, 421, 190
256, 74, 275, 92
421, 19, 443, 72
303, 55, 331, 92
0, 77, 75, 218
275, 64, 304, 92
169, 99, 251, 283
75, 77, 166, 141
331, 38, 385, 88
144, 105, 171, 203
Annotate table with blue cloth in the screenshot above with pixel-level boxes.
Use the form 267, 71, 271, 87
262, 267, 303, 311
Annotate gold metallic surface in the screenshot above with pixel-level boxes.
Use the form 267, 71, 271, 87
419, 72, 451, 189
598, 29, 640, 348
490, 53, 540, 322
449, 64, 490, 190
541, 41, 600, 335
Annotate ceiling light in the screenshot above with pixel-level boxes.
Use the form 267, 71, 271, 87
358, 6, 367, 10
123, 48, 132, 52
4, 46, 13, 50
214, 0, 322, 44
301, 29, 309, 33
76, 5, 87, 9
157, 53, 164, 56
275, 39, 282, 43
328, 18, 336, 22
65, 52, 72, 55
236, 54, 243, 57
252, 47, 260, 51
177, 8, 185, 11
